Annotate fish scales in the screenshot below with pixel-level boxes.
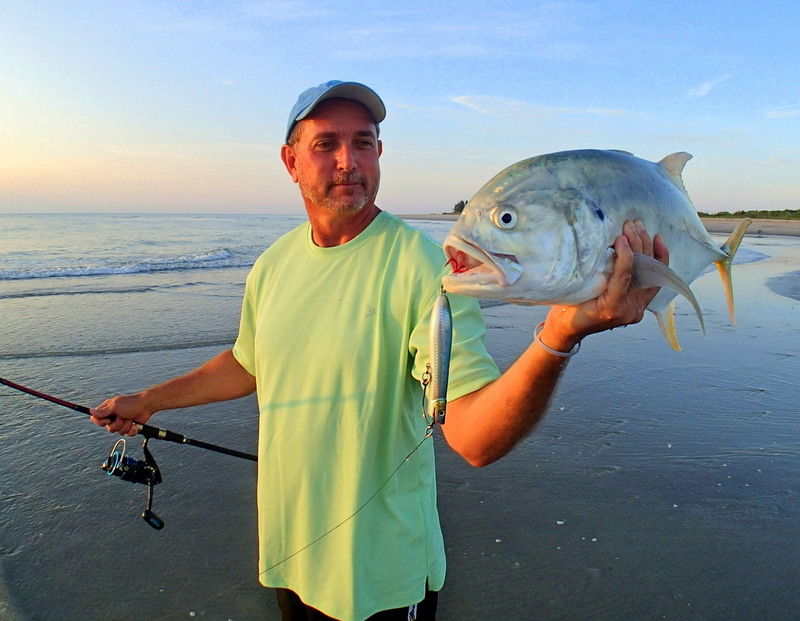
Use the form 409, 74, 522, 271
442, 149, 750, 350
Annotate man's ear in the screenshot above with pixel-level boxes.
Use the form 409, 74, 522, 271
280, 144, 299, 183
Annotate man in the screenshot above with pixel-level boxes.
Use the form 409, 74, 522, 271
91, 80, 668, 620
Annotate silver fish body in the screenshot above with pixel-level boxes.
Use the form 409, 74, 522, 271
427, 287, 452, 424
442, 149, 750, 350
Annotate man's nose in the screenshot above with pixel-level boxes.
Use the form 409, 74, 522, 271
335, 145, 356, 170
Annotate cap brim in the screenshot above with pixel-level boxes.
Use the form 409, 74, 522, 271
295, 82, 386, 125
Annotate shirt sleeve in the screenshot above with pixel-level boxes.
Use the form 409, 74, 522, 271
232, 267, 257, 375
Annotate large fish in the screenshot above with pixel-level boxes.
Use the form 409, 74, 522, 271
441, 149, 751, 350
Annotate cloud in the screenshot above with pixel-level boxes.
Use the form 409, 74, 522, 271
655, 133, 744, 148
244, 1, 330, 21
151, 2, 328, 33
686, 74, 731, 98
332, 4, 590, 62
765, 105, 800, 119
766, 157, 800, 167
451, 95, 635, 120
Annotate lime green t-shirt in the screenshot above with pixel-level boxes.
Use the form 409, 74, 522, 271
232, 211, 499, 621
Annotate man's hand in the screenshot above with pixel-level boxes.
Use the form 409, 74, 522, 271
90, 393, 153, 436
539, 220, 670, 351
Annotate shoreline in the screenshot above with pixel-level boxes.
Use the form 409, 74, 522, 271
397, 213, 800, 237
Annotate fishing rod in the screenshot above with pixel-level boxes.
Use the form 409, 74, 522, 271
0, 376, 257, 530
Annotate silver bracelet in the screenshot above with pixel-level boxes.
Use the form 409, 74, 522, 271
534, 322, 581, 358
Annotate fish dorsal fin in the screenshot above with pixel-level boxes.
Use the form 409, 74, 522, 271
609, 149, 634, 155
658, 152, 693, 195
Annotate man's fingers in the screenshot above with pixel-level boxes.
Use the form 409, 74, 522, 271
653, 233, 669, 266
89, 405, 112, 425
623, 219, 653, 256
622, 221, 641, 254
636, 220, 653, 256
604, 234, 634, 305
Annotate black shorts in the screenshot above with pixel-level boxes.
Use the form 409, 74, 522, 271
275, 586, 439, 621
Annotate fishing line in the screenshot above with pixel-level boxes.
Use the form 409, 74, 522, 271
4, 272, 453, 615
246, 275, 451, 576
152, 278, 452, 618
260, 425, 434, 575
154, 279, 453, 617
151, 425, 436, 621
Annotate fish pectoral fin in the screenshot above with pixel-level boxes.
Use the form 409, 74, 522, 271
716, 218, 752, 325
631, 253, 705, 336
655, 301, 681, 351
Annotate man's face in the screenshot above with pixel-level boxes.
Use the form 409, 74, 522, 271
282, 98, 382, 214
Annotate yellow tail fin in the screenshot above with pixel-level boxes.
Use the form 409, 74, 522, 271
715, 218, 751, 325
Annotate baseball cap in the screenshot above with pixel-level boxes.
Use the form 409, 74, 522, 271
285, 80, 386, 143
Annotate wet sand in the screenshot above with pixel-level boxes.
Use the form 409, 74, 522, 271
1, 221, 798, 620
434, 232, 800, 619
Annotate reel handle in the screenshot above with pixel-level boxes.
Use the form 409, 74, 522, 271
100, 437, 166, 529
142, 472, 164, 530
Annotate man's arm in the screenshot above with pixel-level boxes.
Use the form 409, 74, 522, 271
90, 349, 256, 436
442, 221, 668, 467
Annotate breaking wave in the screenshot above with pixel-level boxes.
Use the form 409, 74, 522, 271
0, 248, 253, 281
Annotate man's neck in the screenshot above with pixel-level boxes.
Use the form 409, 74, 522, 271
306, 203, 381, 247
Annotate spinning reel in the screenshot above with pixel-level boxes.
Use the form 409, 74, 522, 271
101, 438, 165, 530
0, 376, 257, 531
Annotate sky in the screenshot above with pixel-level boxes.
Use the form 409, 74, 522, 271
1, 0, 798, 215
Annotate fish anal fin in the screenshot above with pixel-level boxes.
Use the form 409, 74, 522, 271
658, 152, 693, 196
715, 218, 752, 325
632, 252, 705, 336
655, 301, 681, 351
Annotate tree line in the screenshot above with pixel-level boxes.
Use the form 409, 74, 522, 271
698, 209, 800, 220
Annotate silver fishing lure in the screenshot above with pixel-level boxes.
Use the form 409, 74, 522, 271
425, 286, 453, 425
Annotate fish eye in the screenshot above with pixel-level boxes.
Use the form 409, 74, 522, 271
491, 207, 518, 230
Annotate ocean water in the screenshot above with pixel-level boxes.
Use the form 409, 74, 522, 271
1, 213, 799, 621
0, 213, 455, 359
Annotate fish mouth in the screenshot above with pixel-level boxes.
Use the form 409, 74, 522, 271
443, 237, 524, 287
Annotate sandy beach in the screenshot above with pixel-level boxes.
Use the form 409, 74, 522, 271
700, 217, 800, 237
1, 214, 799, 620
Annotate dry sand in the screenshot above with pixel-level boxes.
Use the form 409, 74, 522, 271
700, 217, 800, 237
